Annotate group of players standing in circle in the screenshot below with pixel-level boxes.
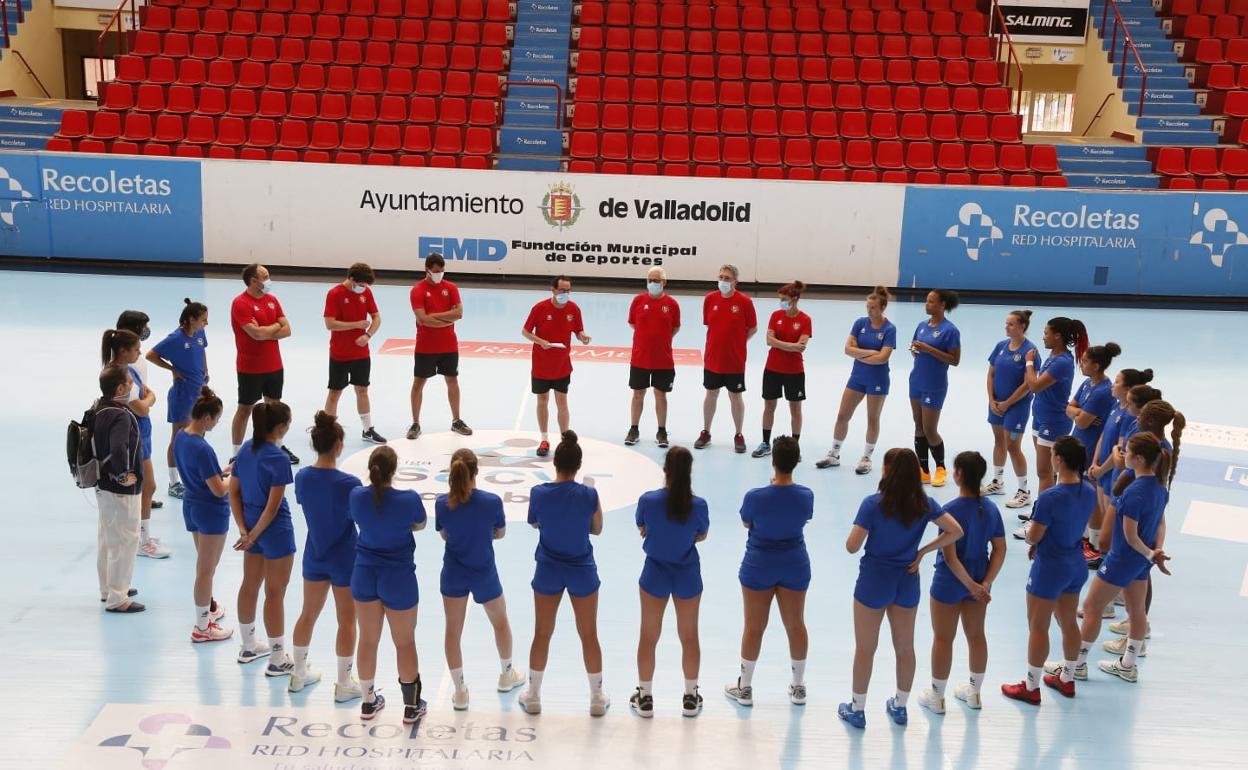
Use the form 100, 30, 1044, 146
89, 259, 1183, 730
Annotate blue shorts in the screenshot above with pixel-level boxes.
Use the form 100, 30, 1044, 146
441, 560, 504, 603
167, 380, 201, 424
1032, 415, 1073, 445
138, 416, 153, 461
246, 523, 296, 560
1026, 554, 1087, 600
909, 385, 948, 410
854, 560, 920, 609
352, 564, 419, 610
1097, 552, 1151, 588
303, 542, 355, 587
1098, 469, 1116, 497
532, 560, 600, 598
640, 557, 704, 600
846, 374, 889, 397
929, 564, 984, 605
738, 556, 811, 593
185, 500, 230, 535
987, 401, 1030, 435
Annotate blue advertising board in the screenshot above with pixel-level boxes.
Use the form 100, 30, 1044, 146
898, 186, 1248, 296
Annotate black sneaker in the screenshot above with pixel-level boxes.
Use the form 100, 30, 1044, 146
151, 499, 164, 509
406, 422, 421, 440
281, 445, 300, 465
101, 588, 139, 602
624, 426, 640, 446
656, 428, 669, 448
682, 688, 704, 717
629, 688, 654, 718
362, 428, 387, 444
451, 419, 473, 436
403, 698, 427, 724
361, 693, 386, 720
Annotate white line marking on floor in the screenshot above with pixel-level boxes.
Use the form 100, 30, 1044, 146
513, 385, 531, 432
1184, 422, 1248, 452
1181, 500, 1248, 544
1241, 565, 1248, 597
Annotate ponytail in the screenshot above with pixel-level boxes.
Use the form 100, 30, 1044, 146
368, 446, 398, 508
180, 298, 208, 329
953, 451, 988, 515
447, 448, 478, 509
250, 400, 291, 452
100, 328, 140, 365
1168, 410, 1185, 489
663, 446, 694, 524
190, 385, 223, 420
1048, 317, 1089, 361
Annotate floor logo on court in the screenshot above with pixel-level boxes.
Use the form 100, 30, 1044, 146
97, 712, 230, 769
945, 202, 1003, 261
1190, 204, 1248, 268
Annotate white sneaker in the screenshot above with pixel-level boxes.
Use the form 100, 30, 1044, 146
208, 604, 227, 623
981, 478, 1005, 495
788, 683, 806, 705
1044, 660, 1087, 681
855, 456, 872, 475
1108, 619, 1150, 638
138, 538, 171, 559
266, 655, 294, 677
1012, 524, 1029, 540
498, 667, 525, 692
815, 451, 840, 469
237, 641, 271, 664
917, 688, 945, 714
335, 680, 363, 702
190, 622, 233, 643
724, 679, 753, 707
1098, 658, 1138, 683
1080, 605, 1116, 619
589, 691, 611, 717
289, 667, 322, 692
1103, 636, 1147, 657
453, 686, 470, 711
518, 689, 541, 715
953, 684, 981, 710
1004, 488, 1032, 509
1113, 592, 1126, 607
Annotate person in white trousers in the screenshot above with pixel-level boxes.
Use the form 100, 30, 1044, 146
95, 364, 146, 613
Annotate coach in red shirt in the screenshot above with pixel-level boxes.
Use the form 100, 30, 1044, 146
521, 275, 591, 457
626, 267, 681, 449
230, 263, 296, 462
696, 264, 757, 454
408, 253, 472, 440
324, 262, 384, 443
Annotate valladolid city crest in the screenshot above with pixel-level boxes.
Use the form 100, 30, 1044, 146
540, 182, 582, 231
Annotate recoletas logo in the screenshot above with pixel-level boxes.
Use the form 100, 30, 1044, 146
0, 165, 34, 227
98, 712, 231, 769
1190, 204, 1248, 268
945, 202, 1003, 260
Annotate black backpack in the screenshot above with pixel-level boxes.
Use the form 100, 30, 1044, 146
67, 401, 102, 489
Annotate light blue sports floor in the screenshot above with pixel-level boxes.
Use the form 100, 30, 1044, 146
4, 266, 1248, 769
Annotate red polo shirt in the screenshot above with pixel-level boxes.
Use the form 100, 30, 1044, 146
628, 292, 681, 370
324, 283, 378, 362
231, 290, 284, 374
702, 290, 756, 375
410, 278, 461, 355
764, 309, 813, 374
525, 298, 583, 380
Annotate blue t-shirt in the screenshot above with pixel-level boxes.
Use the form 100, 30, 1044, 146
152, 327, 208, 385
436, 489, 506, 571
934, 496, 1005, 581
910, 319, 961, 392
853, 492, 943, 567
988, 338, 1037, 401
635, 488, 710, 566
1095, 403, 1129, 465
349, 486, 426, 568
1111, 475, 1168, 561
234, 441, 293, 527
740, 484, 815, 566
171, 431, 227, 511
1071, 377, 1115, 453
849, 316, 897, 380
1031, 481, 1096, 562
1113, 437, 1171, 499
295, 467, 361, 560
527, 480, 599, 567
1032, 351, 1075, 422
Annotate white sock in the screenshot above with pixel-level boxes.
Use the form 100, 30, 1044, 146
588, 671, 603, 696
739, 659, 756, 689
194, 604, 210, 630
232, 443, 242, 455
863, 442, 875, 459
362, 679, 376, 703
293, 646, 310, 677
894, 689, 910, 707
1076, 641, 1091, 667
361, 413, 373, 431
1089, 529, 1101, 550
241, 623, 257, 648
451, 668, 466, 690
1018, 476, 1030, 491
269, 637, 285, 660
540, 431, 548, 441
969, 671, 985, 694
1122, 639, 1144, 668
337, 656, 354, 686
851, 691, 866, 711
528, 669, 544, 697
684, 678, 697, 695
168, 467, 180, 484
831, 439, 843, 454
993, 466, 1004, 481
140, 520, 150, 542
932, 678, 947, 698
1026, 666, 1042, 691
791, 659, 806, 686
638, 680, 652, 696
1061, 659, 1077, 683
501, 657, 513, 673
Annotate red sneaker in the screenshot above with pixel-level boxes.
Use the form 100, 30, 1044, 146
1043, 673, 1076, 698
694, 430, 711, 449
734, 433, 747, 453
536, 440, 550, 457
1000, 681, 1041, 705
1082, 539, 1100, 562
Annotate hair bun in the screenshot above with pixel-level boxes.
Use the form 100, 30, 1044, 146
1105, 342, 1122, 357
1021, 310, 1033, 320
198, 385, 216, 400
183, 297, 192, 305
793, 280, 806, 291
560, 430, 579, 444
313, 410, 337, 428
1141, 368, 1154, 383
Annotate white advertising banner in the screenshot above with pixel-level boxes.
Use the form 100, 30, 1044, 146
201, 161, 904, 286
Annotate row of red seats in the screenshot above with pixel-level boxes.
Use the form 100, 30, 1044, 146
574, 77, 1014, 112
579, 19, 985, 51
1221, 116, 1248, 143
1182, 37, 1248, 65
569, 104, 1022, 142
148, 0, 508, 20
140, 8, 490, 45
132, 25, 508, 57
1154, 145, 1248, 176
61, 113, 494, 154
574, 52, 1001, 86
1204, 89, 1248, 117
1174, 13, 1248, 40
1203, 62, 1248, 90
115, 57, 505, 92
577, 5, 980, 34
1162, 176, 1248, 190
564, 160, 1065, 186
99, 85, 499, 124
125, 39, 506, 71
569, 132, 1059, 170
47, 138, 492, 167
1162, 0, 1248, 17
577, 28, 995, 59
578, 0, 982, 10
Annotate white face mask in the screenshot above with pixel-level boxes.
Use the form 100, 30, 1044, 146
779, 299, 792, 311
554, 292, 570, 306
260, 279, 272, 294
350, 283, 366, 295
429, 271, 444, 285
646, 281, 662, 297
718, 280, 732, 295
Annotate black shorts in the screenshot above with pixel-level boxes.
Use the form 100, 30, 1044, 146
703, 368, 746, 393
629, 366, 676, 392
532, 376, 571, 394
762, 369, 806, 402
328, 357, 371, 390
238, 369, 284, 405
413, 351, 459, 379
